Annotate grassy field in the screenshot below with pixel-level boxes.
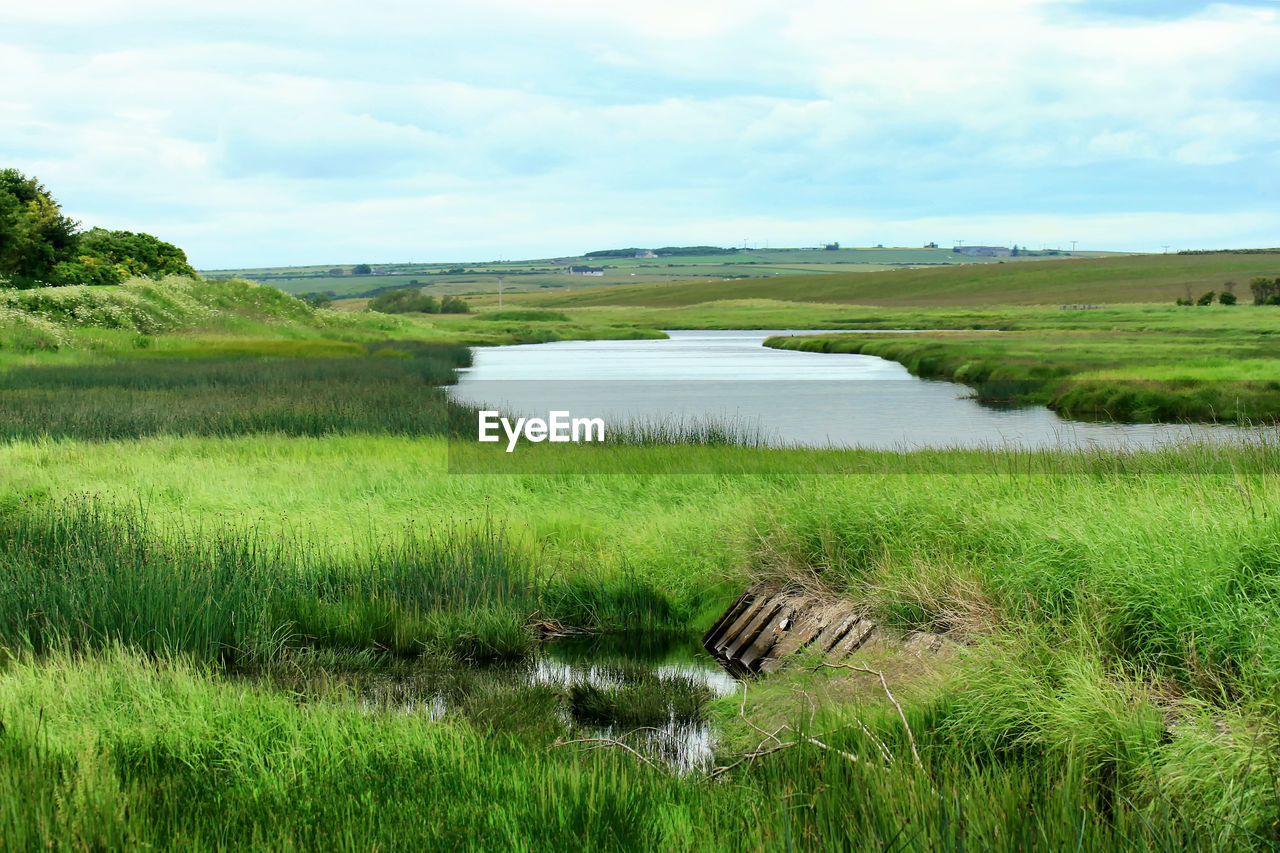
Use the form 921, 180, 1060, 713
208, 246, 1100, 299
506, 252, 1278, 308
764, 304, 1280, 422
4, 264, 1280, 848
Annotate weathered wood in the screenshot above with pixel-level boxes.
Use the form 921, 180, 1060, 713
813, 613, 862, 653
702, 590, 754, 655
737, 606, 791, 669
722, 600, 783, 661
711, 596, 769, 655
825, 618, 875, 661
704, 588, 879, 675
757, 600, 825, 673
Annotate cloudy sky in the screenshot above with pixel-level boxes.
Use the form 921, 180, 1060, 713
3, 0, 1278, 268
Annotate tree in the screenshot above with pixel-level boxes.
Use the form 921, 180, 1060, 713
352, 263, 372, 275
54, 227, 196, 285
0, 168, 80, 286
1249, 276, 1279, 305
367, 288, 438, 314
1, 168, 198, 288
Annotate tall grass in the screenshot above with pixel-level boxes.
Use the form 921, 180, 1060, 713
0, 496, 694, 665
0, 650, 1265, 851
0, 341, 473, 440
766, 330, 1280, 423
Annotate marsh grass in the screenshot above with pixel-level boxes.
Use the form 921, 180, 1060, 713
0, 496, 698, 666
0, 341, 473, 440
767, 329, 1280, 423
0, 649, 1266, 851
568, 665, 710, 727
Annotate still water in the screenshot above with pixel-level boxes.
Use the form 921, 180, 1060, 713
450, 330, 1258, 451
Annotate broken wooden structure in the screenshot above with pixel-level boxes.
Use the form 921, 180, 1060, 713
703, 586, 877, 676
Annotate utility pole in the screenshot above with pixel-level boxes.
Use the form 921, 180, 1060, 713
1162, 246, 1170, 255
1070, 240, 1077, 253
497, 276, 503, 309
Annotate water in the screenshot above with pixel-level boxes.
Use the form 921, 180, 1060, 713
269, 634, 737, 774
450, 329, 1259, 450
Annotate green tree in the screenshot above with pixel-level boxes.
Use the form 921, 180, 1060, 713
54, 227, 196, 285
440, 295, 470, 314
368, 288, 438, 314
0, 168, 80, 286
352, 263, 372, 275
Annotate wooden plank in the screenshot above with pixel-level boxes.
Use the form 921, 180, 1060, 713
702, 591, 754, 655
825, 618, 875, 661
758, 601, 826, 672
722, 600, 784, 662
737, 606, 792, 670
812, 611, 861, 653
711, 596, 768, 655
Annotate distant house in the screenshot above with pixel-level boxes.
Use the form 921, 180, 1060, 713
635, 250, 657, 259
923, 242, 938, 249
952, 245, 1011, 257
824, 242, 840, 251
566, 266, 605, 276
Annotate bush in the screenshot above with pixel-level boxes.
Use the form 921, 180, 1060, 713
1175, 297, 1193, 306
440, 295, 470, 314
1219, 291, 1237, 305
1249, 276, 1280, 305
1195, 291, 1216, 306
368, 289, 438, 314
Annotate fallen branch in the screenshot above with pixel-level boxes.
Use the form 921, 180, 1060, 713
551, 736, 661, 770
810, 662, 923, 769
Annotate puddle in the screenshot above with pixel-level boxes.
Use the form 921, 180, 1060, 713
255, 633, 739, 774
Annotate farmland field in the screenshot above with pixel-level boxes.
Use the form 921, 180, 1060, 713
204, 246, 1107, 299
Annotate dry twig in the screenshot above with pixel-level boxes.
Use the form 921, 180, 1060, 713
810, 662, 924, 769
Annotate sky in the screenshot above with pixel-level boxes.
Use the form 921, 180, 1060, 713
2, 0, 1278, 268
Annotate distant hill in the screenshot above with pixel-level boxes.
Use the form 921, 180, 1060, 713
201, 247, 1109, 299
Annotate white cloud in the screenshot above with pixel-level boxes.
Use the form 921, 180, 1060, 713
1, 0, 1277, 265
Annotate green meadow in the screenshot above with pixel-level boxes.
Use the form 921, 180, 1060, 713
3, 268, 1280, 849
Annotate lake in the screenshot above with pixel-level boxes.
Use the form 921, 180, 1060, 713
449, 330, 1257, 451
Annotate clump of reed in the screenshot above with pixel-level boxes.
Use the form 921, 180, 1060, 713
0, 497, 694, 667
568, 664, 710, 728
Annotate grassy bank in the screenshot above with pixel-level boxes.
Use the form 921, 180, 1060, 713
0, 275, 666, 366
766, 313, 1280, 422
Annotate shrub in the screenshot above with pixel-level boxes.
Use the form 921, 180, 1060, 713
1249, 276, 1279, 305
1195, 291, 1216, 306
1219, 291, 1237, 305
440, 295, 471, 314
368, 289, 438, 314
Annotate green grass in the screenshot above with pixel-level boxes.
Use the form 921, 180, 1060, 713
766, 315, 1280, 422
515, 252, 1278, 308
0, 341, 474, 441
2, 648, 1268, 851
